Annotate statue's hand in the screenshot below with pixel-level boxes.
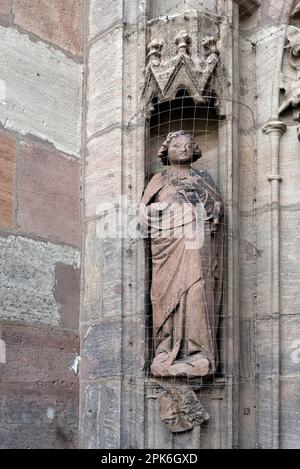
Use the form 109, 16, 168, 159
178, 180, 198, 193
150, 202, 169, 213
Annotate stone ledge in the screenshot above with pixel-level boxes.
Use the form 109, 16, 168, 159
145, 376, 227, 390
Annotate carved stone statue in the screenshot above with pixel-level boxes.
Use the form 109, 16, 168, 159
140, 131, 224, 379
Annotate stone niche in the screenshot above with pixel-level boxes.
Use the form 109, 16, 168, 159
141, 7, 233, 445
143, 9, 227, 183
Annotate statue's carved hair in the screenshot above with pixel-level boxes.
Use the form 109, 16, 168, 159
158, 130, 202, 165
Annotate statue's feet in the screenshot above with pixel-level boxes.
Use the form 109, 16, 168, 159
168, 352, 210, 377
151, 352, 172, 377
151, 351, 211, 378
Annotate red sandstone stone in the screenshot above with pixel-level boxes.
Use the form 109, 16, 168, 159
1, 324, 79, 384
55, 263, 80, 330
18, 142, 81, 246
0, 0, 11, 16
0, 324, 79, 448
0, 131, 15, 228
14, 0, 83, 56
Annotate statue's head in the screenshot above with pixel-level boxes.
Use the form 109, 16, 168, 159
158, 130, 202, 166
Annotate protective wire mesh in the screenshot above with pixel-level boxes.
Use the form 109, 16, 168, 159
138, 0, 300, 449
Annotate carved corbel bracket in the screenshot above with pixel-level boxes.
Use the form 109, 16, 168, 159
148, 384, 209, 433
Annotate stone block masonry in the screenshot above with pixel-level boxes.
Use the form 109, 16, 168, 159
0, 0, 83, 449
0, 26, 82, 157
0, 0, 12, 17
2, 0, 300, 450
0, 324, 79, 449
14, 0, 83, 56
18, 141, 81, 247
0, 130, 15, 228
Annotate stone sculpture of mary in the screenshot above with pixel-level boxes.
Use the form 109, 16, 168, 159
140, 130, 224, 378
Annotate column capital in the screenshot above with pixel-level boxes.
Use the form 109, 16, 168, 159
262, 121, 287, 136
267, 174, 282, 183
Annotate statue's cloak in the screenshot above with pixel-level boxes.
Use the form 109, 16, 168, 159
140, 169, 224, 370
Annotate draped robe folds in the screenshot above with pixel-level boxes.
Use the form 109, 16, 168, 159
140, 169, 224, 376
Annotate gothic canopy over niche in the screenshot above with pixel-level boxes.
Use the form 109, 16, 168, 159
141, 9, 228, 118
279, 2, 300, 138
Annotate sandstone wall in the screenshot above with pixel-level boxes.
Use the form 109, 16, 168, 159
80, 0, 300, 449
1, 0, 299, 450
0, 1, 83, 448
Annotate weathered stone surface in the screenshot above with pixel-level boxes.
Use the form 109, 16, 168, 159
82, 320, 122, 379
82, 221, 122, 323
158, 386, 209, 433
256, 210, 272, 317
0, 0, 11, 16
0, 235, 80, 326
150, 0, 217, 18
80, 0, 300, 450
236, 0, 260, 17
85, 130, 122, 217
87, 28, 123, 138
239, 318, 256, 379
122, 318, 145, 377
0, 323, 79, 383
80, 380, 121, 449
145, 383, 173, 449
280, 128, 300, 206
55, 263, 80, 331
281, 378, 300, 449
255, 26, 289, 124
18, 142, 81, 246
260, 0, 293, 25
0, 131, 15, 228
120, 378, 145, 449
281, 316, 300, 375
0, 324, 79, 449
281, 209, 300, 317
0, 26, 82, 156
0, 419, 77, 449
256, 378, 273, 448
14, 0, 83, 56
256, 318, 272, 377
88, 0, 123, 41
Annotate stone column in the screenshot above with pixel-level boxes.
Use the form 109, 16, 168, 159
262, 120, 287, 449
80, 0, 147, 448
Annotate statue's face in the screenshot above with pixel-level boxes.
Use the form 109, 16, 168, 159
167, 134, 193, 166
